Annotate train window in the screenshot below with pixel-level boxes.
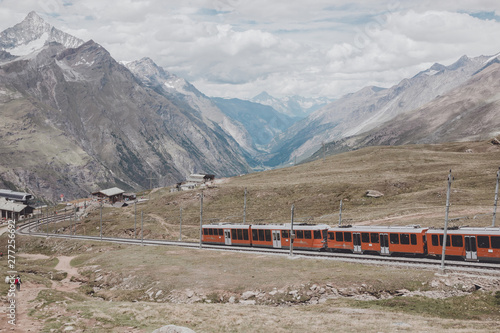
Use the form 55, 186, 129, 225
439, 235, 450, 247
361, 233, 370, 243
219, 229, 224, 236
451, 235, 463, 247
410, 234, 417, 245
314, 230, 322, 239
243, 229, 249, 240
344, 232, 352, 242
203, 229, 208, 235
304, 230, 312, 239
252, 229, 258, 241
390, 234, 399, 244
258, 229, 264, 241
237, 229, 243, 240
328, 232, 335, 240
231, 229, 236, 240
265, 230, 272, 242
296, 230, 304, 239
208, 229, 213, 236
370, 233, 379, 243
431, 235, 439, 246
336, 232, 343, 242
477, 236, 490, 248
491, 236, 500, 249
400, 234, 410, 245
282, 230, 289, 238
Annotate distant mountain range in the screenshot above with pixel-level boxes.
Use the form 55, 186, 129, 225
250, 91, 332, 118
1, 11, 499, 199
266, 53, 500, 166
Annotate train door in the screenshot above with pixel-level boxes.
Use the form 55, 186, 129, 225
353, 233, 362, 253
464, 236, 478, 261
380, 233, 390, 255
272, 230, 281, 248
224, 229, 231, 245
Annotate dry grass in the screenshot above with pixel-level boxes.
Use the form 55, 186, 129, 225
8, 141, 500, 332
47, 140, 500, 240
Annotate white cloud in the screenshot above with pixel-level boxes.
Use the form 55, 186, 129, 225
1, 1, 500, 99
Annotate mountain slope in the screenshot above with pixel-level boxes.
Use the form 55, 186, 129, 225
0, 11, 83, 56
321, 61, 500, 155
251, 91, 331, 118
124, 58, 258, 159
266, 54, 492, 166
0, 13, 251, 199
212, 97, 297, 148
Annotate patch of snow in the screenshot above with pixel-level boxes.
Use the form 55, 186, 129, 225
7, 32, 49, 56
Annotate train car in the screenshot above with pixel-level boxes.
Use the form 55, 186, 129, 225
327, 226, 428, 256
251, 224, 329, 251
202, 224, 251, 246
426, 227, 500, 262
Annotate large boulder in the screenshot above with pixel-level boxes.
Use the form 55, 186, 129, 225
365, 190, 384, 198
152, 325, 197, 333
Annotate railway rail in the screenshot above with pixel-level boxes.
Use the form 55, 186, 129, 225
15, 217, 500, 275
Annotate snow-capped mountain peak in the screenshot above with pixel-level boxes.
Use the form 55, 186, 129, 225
0, 11, 84, 56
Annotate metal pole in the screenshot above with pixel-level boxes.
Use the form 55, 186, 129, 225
243, 187, 247, 224
290, 204, 295, 257
493, 167, 499, 227
141, 211, 144, 246
339, 199, 343, 227
440, 170, 453, 274
199, 191, 203, 249
134, 201, 137, 239
100, 202, 103, 241
179, 207, 183, 241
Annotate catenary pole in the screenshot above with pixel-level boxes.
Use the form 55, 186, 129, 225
290, 204, 295, 257
243, 187, 247, 224
141, 211, 144, 246
339, 199, 343, 227
134, 200, 137, 239
179, 207, 183, 241
100, 201, 103, 241
493, 167, 499, 227
199, 191, 203, 249
440, 170, 453, 274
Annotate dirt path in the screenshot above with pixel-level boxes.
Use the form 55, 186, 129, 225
5, 255, 82, 332
53, 256, 82, 292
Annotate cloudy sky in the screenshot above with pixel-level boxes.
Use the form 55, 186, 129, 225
1, 0, 500, 100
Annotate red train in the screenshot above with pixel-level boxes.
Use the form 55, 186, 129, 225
202, 223, 500, 262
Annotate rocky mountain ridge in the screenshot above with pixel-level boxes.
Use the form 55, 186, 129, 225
266, 53, 497, 166
0, 14, 251, 199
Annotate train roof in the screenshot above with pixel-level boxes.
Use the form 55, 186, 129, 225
328, 225, 428, 233
202, 223, 331, 230
251, 224, 331, 230
427, 227, 500, 235
202, 223, 250, 229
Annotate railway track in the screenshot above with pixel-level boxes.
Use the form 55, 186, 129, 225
16, 217, 500, 275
